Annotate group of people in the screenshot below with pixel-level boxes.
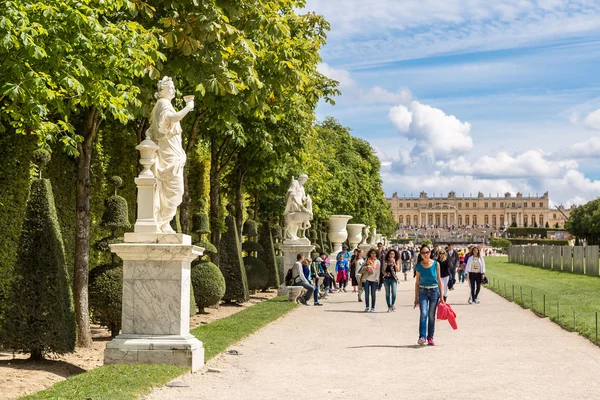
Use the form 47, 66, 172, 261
289, 241, 487, 346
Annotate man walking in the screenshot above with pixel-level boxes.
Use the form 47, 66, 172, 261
400, 246, 412, 281
447, 244, 459, 290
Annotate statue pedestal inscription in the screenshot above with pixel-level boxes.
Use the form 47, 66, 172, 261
104, 76, 204, 371
104, 242, 204, 371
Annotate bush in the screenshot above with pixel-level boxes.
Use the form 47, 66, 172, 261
508, 238, 569, 246
191, 261, 226, 313
242, 241, 263, 253
89, 263, 123, 337
242, 219, 258, 236
218, 207, 249, 303
195, 239, 217, 254
489, 237, 511, 249
1, 179, 76, 359
257, 219, 280, 288
101, 195, 131, 230
192, 211, 210, 235
244, 256, 269, 291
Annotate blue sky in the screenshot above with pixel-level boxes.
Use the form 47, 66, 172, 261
305, 0, 600, 206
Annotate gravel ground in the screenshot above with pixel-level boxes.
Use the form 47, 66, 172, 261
147, 276, 600, 400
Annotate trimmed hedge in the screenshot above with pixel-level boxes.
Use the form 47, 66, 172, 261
244, 256, 269, 291
257, 219, 280, 288
219, 208, 249, 303
507, 227, 566, 239
191, 261, 226, 313
89, 263, 123, 337
1, 179, 76, 359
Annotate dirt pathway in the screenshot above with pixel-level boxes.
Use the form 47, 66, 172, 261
147, 276, 600, 400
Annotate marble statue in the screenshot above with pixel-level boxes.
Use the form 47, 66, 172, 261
360, 226, 370, 245
145, 77, 194, 233
283, 174, 313, 241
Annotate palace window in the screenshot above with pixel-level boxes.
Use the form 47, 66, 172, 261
484, 202, 488, 208
531, 202, 535, 208
406, 215, 411, 225
472, 202, 476, 208
414, 203, 417, 208
458, 202, 462, 208
553, 213, 557, 219
531, 215, 536, 225
492, 215, 497, 226
539, 215, 544, 226
539, 202, 543, 208
524, 202, 527, 208
512, 202, 516, 208
500, 202, 504, 208
399, 203, 403, 208
523, 215, 528, 226
465, 215, 470, 225
458, 216, 463, 225
399, 216, 403, 224
492, 202, 496, 208
500, 215, 505, 226
429, 203, 433, 208
484, 215, 489, 224
473, 215, 478, 225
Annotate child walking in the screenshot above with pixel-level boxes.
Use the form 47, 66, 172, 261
336, 252, 349, 292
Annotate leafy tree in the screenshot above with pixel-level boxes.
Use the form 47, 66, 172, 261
489, 237, 511, 249
1, 160, 76, 359
567, 198, 600, 245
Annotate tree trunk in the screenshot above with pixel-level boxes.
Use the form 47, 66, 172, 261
74, 107, 98, 348
253, 191, 259, 221
209, 138, 221, 265
234, 161, 244, 239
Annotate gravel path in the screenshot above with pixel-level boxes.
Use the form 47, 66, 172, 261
147, 276, 600, 400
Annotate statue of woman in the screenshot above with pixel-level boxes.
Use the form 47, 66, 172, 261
145, 77, 194, 233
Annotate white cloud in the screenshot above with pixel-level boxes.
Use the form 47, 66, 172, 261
389, 100, 473, 161
360, 87, 412, 104
584, 109, 600, 129
568, 137, 600, 158
441, 151, 579, 179
317, 63, 355, 88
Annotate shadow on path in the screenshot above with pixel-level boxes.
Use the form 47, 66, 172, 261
347, 344, 424, 349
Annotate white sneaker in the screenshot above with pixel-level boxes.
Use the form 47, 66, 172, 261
475, 299, 480, 304
468, 298, 473, 304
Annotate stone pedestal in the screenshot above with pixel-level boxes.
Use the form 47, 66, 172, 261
104, 237, 205, 371
279, 243, 314, 284
359, 243, 372, 254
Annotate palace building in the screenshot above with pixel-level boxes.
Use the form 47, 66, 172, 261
386, 191, 573, 229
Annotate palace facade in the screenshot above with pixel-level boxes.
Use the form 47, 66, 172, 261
386, 191, 573, 229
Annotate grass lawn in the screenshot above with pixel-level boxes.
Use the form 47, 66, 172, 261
22, 296, 297, 400
485, 256, 600, 343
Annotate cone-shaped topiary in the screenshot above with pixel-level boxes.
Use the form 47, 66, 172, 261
189, 282, 197, 316
219, 205, 249, 303
89, 263, 122, 337
257, 216, 280, 288
1, 179, 76, 359
191, 261, 226, 313
244, 256, 269, 291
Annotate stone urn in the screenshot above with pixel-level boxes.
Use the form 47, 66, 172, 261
328, 215, 352, 255
346, 223, 365, 250
376, 233, 383, 244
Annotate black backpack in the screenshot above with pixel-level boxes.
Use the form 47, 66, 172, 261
401, 250, 411, 261
285, 267, 294, 286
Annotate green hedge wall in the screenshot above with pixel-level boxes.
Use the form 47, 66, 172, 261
506, 227, 566, 239
508, 238, 569, 246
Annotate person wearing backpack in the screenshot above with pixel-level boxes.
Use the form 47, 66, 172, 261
400, 246, 412, 281
290, 254, 322, 306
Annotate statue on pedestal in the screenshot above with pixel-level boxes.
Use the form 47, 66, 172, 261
360, 226, 370, 245
145, 77, 194, 233
283, 174, 313, 242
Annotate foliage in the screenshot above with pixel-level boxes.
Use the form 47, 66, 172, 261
192, 211, 211, 235
566, 198, 600, 245
191, 297, 297, 361
421, 238, 433, 246
257, 218, 280, 287
1, 179, 75, 359
244, 256, 269, 291
89, 264, 122, 338
242, 241, 264, 253
22, 364, 187, 400
101, 195, 131, 231
489, 237, 511, 249
219, 209, 249, 303
195, 240, 218, 254
243, 219, 258, 236
511, 221, 518, 227
191, 261, 225, 313
507, 227, 565, 239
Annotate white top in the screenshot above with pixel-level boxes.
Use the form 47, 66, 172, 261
364, 259, 381, 282
355, 258, 365, 279
292, 261, 309, 284
465, 256, 485, 274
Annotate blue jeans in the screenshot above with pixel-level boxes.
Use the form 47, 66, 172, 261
418, 287, 440, 339
363, 281, 378, 308
383, 278, 397, 308
458, 269, 465, 283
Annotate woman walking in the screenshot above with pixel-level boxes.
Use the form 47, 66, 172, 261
355, 249, 366, 302
349, 250, 360, 293
360, 249, 381, 312
438, 250, 451, 303
335, 252, 349, 292
383, 249, 400, 312
414, 244, 445, 345
465, 247, 486, 304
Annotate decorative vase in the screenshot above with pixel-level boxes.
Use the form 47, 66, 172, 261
328, 215, 352, 255
346, 224, 365, 250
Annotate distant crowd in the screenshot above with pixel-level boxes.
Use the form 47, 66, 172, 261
287, 242, 487, 346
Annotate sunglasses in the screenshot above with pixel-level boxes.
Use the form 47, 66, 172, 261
420, 251, 430, 255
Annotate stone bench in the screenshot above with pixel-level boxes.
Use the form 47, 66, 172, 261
277, 285, 306, 302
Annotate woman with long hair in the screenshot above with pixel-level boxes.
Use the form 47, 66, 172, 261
414, 244, 445, 345
359, 249, 381, 312
465, 247, 486, 304
437, 250, 451, 303
383, 249, 400, 312
349, 249, 360, 293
